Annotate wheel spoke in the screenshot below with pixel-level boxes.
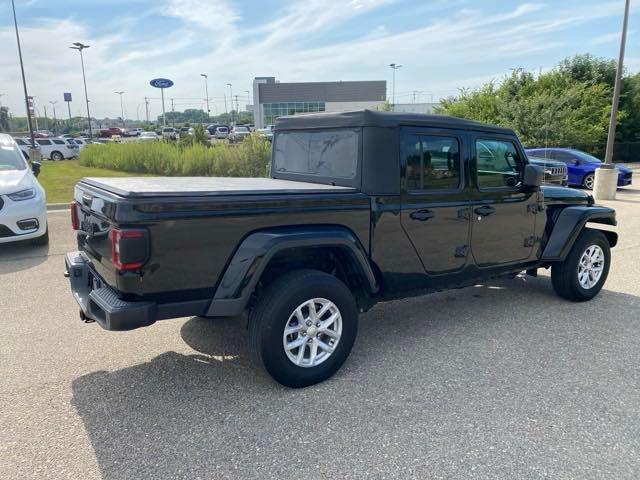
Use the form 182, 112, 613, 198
286, 336, 306, 351
319, 328, 340, 339
285, 324, 303, 336
309, 339, 318, 365
320, 312, 340, 330
316, 302, 331, 320
317, 339, 335, 354
295, 341, 307, 365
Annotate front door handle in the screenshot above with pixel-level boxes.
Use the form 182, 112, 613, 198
410, 209, 435, 221
474, 205, 495, 217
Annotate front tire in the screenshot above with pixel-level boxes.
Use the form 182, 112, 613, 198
582, 173, 595, 190
51, 151, 64, 161
551, 229, 610, 301
248, 269, 358, 388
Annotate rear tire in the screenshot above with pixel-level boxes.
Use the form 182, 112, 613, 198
582, 173, 595, 190
551, 229, 610, 301
248, 269, 358, 388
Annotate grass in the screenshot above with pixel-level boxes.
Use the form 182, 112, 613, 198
38, 159, 148, 204
78, 133, 271, 177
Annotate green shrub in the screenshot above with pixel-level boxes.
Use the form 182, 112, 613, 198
79, 132, 271, 177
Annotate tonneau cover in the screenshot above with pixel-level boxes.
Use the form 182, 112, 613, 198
80, 176, 357, 198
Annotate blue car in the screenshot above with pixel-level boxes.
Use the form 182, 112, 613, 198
525, 148, 632, 190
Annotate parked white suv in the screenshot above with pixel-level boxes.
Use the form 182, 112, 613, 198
125, 128, 144, 137
0, 134, 48, 245
18, 137, 78, 160
14, 138, 41, 161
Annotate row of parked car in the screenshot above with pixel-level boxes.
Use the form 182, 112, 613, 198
525, 147, 633, 189
13, 136, 94, 160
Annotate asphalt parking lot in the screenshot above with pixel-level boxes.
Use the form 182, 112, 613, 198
2, 184, 640, 479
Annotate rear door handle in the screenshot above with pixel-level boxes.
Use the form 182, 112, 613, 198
410, 209, 435, 221
474, 206, 495, 217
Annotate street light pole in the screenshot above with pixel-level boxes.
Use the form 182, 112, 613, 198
200, 74, 210, 122
144, 96, 150, 123
11, 0, 37, 155
70, 42, 93, 139
389, 63, 402, 109
115, 91, 125, 126
227, 83, 233, 123
594, 0, 631, 200
49, 101, 58, 135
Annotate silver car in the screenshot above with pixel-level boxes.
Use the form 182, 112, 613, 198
228, 125, 251, 144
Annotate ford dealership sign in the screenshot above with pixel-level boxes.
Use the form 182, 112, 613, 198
149, 78, 174, 89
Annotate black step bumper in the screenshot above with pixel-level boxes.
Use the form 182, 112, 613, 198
64, 251, 209, 331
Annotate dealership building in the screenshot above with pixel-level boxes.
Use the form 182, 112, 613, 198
252, 77, 387, 128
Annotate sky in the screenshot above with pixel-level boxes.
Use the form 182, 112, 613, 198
1, 0, 639, 120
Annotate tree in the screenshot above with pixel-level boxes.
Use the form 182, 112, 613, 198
436, 54, 634, 148
0, 107, 9, 132
557, 54, 617, 88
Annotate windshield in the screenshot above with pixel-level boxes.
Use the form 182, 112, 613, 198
273, 128, 359, 180
235, 126, 249, 132
572, 150, 602, 163
0, 142, 27, 171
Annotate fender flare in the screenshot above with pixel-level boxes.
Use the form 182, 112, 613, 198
206, 226, 378, 317
541, 205, 617, 262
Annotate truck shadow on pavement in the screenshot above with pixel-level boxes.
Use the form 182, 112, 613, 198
71, 276, 640, 479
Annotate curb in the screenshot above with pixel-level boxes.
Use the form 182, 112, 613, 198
47, 203, 70, 211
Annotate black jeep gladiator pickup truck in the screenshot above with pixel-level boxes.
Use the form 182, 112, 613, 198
65, 110, 617, 387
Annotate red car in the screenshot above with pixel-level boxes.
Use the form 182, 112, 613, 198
100, 127, 125, 138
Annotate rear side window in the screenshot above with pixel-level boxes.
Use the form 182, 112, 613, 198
402, 134, 461, 191
273, 129, 359, 180
37, 139, 52, 146
53, 139, 65, 145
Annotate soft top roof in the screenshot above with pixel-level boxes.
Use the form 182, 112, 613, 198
275, 109, 513, 134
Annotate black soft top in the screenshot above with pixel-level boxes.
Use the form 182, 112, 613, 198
275, 109, 513, 134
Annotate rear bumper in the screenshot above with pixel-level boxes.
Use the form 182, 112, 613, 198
618, 174, 632, 186
64, 251, 209, 331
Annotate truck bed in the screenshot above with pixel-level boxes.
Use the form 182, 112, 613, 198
80, 177, 356, 198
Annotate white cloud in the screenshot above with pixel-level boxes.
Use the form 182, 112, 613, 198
591, 30, 633, 45
161, 0, 239, 35
2, 0, 639, 120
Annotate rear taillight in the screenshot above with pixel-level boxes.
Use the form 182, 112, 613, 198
70, 201, 79, 230
109, 227, 149, 271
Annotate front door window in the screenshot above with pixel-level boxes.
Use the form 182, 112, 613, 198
476, 139, 522, 189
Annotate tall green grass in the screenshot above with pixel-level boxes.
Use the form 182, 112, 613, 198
78, 134, 271, 177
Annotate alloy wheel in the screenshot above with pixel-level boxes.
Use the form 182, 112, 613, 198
282, 298, 342, 368
577, 244, 605, 289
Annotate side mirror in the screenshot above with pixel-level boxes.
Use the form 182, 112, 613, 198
31, 161, 41, 177
572, 159, 579, 165
522, 164, 544, 189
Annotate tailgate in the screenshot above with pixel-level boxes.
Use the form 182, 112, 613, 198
72, 184, 120, 289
